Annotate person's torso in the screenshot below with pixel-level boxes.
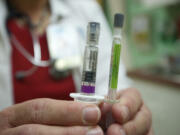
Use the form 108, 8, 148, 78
7, 19, 76, 103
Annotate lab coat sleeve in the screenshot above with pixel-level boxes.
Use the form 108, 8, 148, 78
71, 0, 132, 95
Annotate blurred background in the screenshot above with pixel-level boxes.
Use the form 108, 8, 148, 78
97, 0, 180, 135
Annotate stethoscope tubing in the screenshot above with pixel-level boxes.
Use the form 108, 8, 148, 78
10, 32, 51, 67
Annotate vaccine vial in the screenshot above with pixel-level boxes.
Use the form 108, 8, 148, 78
81, 22, 100, 94
108, 13, 124, 101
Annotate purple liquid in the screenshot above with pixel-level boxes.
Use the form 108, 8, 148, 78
81, 85, 95, 94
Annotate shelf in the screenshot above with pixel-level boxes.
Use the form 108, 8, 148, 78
127, 0, 180, 15
141, 0, 180, 8
125, 0, 180, 68
127, 67, 180, 88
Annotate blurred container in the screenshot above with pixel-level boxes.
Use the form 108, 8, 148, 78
168, 55, 180, 74
131, 15, 152, 51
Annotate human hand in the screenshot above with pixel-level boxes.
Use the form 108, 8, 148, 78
0, 98, 103, 135
100, 88, 153, 135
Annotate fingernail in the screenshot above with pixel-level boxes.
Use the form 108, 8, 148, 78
121, 106, 129, 122
86, 127, 103, 135
82, 106, 100, 124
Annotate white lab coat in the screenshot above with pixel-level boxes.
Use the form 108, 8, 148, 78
0, 0, 130, 110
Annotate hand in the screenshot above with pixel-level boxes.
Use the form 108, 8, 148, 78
0, 98, 103, 135
100, 88, 153, 135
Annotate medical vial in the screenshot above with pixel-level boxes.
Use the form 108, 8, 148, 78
108, 13, 124, 101
81, 22, 100, 94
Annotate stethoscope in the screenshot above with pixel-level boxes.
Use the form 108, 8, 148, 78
10, 31, 51, 80
9, 26, 71, 80
6, 11, 71, 80
5, 0, 52, 80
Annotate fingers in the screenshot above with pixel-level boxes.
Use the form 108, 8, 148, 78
107, 124, 126, 135
2, 124, 104, 135
99, 103, 114, 132
107, 105, 152, 135
99, 102, 112, 117
147, 127, 154, 135
112, 88, 143, 124
3, 98, 101, 127
123, 105, 152, 135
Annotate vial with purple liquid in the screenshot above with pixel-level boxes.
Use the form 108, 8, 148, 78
70, 22, 104, 103
81, 22, 100, 94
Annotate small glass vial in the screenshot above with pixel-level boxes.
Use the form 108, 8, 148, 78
108, 13, 124, 102
70, 22, 104, 104
81, 22, 100, 94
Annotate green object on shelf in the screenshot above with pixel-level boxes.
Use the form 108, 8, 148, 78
125, 0, 180, 68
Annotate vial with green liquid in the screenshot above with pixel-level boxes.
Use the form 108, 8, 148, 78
108, 13, 124, 101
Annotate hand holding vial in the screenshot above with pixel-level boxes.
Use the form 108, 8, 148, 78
0, 14, 153, 135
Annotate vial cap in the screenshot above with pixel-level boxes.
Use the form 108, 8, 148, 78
114, 13, 124, 28
87, 22, 100, 45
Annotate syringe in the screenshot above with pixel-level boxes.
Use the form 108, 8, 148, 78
70, 22, 104, 104
107, 13, 124, 103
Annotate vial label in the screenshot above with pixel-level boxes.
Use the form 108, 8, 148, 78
82, 71, 96, 83
81, 49, 98, 94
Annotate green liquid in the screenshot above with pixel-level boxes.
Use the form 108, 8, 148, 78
110, 44, 121, 89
